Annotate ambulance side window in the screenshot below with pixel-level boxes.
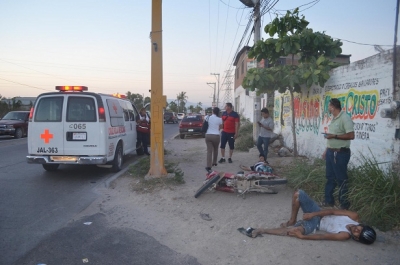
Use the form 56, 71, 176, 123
128, 110, 135, 121
67, 97, 96, 122
35, 97, 63, 122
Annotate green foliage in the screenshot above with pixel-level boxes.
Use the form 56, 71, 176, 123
235, 119, 254, 152
244, 8, 342, 94
126, 92, 145, 110
347, 154, 400, 231
283, 156, 400, 231
128, 157, 185, 193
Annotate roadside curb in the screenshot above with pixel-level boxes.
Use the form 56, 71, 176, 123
105, 132, 179, 188
104, 160, 139, 188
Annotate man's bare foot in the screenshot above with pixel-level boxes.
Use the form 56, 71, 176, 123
280, 220, 296, 228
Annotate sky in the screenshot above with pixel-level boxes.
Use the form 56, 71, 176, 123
0, 0, 397, 108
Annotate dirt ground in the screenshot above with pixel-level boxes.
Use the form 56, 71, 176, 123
79, 136, 400, 265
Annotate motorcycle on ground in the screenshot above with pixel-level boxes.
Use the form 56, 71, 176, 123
194, 170, 288, 199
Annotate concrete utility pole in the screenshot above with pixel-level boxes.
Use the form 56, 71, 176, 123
147, 0, 167, 178
210, 73, 220, 107
206, 82, 216, 107
241, 0, 262, 141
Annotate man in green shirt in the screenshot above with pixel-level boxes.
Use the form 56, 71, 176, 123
322, 98, 354, 210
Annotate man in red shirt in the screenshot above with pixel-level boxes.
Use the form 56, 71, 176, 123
219, 103, 240, 163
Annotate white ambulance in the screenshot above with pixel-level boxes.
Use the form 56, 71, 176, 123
27, 86, 142, 172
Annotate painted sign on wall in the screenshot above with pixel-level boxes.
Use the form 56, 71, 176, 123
273, 51, 397, 167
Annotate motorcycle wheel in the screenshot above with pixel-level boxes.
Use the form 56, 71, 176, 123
194, 174, 221, 198
259, 177, 288, 186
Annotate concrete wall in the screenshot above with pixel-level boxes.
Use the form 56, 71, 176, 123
273, 50, 399, 168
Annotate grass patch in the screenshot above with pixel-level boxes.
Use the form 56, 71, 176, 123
283, 155, 400, 231
235, 119, 254, 152
127, 156, 185, 193
347, 154, 400, 231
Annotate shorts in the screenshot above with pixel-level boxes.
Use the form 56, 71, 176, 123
293, 189, 321, 235
220, 131, 235, 150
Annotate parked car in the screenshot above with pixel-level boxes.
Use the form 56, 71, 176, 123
177, 113, 185, 120
179, 114, 204, 139
164, 112, 178, 123
0, 111, 30, 138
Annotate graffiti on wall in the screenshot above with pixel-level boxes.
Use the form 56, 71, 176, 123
294, 94, 322, 135
322, 89, 379, 123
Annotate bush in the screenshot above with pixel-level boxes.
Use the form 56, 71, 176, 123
235, 119, 254, 151
347, 153, 400, 231
283, 155, 400, 231
127, 157, 185, 193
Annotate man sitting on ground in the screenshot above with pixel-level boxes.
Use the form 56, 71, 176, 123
251, 189, 376, 244
240, 155, 273, 173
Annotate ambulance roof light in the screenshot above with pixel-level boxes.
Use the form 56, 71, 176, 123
112, 93, 127, 99
56, 86, 88, 92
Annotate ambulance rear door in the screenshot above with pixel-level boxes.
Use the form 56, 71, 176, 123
63, 95, 102, 156
29, 95, 65, 156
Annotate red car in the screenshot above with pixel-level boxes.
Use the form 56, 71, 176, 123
179, 114, 204, 139
0, 111, 30, 138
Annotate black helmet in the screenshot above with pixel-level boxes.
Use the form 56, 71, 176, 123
356, 225, 376, 245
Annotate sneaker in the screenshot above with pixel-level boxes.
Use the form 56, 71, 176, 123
205, 167, 212, 173
228, 158, 232, 163
212, 163, 217, 166
218, 158, 226, 163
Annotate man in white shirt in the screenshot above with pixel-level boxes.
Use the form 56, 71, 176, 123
250, 190, 376, 245
257, 108, 274, 163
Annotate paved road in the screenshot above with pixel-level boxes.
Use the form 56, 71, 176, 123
0, 122, 193, 265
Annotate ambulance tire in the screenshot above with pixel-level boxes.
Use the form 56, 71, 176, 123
111, 144, 123, 172
42, 164, 59, 171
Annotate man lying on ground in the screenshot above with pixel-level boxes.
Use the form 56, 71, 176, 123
239, 155, 273, 173
251, 189, 376, 244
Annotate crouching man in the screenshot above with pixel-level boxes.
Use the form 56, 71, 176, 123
251, 190, 376, 245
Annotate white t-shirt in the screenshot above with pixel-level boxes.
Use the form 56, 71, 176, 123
206, 114, 222, 135
319, 215, 359, 234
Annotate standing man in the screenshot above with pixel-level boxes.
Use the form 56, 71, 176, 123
257, 108, 274, 164
219, 103, 240, 163
322, 98, 354, 210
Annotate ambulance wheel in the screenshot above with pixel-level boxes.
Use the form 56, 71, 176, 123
14, 128, 23, 139
42, 164, 59, 171
111, 144, 123, 172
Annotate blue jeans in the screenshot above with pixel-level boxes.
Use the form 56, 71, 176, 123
294, 190, 321, 235
257, 136, 270, 159
325, 148, 351, 209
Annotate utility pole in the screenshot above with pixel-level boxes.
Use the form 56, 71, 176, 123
210, 73, 220, 107
147, 0, 167, 178
241, 0, 262, 141
206, 82, 216, 107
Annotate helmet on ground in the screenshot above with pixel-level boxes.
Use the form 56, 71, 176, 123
356, 225, 376, 245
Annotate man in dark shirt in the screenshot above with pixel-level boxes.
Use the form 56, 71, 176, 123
219, 103, 240, 163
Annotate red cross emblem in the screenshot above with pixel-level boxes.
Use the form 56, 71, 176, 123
112, 104, 118, 114
41, 129, 53, 144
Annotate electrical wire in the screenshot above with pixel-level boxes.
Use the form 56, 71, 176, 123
0, 77, 52, 92
219, 0, 247, 9
218, 0, 231, 72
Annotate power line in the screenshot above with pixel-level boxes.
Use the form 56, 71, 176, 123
0, 77, 51, 92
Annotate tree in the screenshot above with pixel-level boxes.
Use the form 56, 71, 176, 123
194, 102, 203, 113
168, 101, 178, 113
126, 92, 144, 109
188, 105, 194, 113
176, 91, 188, 113
242, 8, 342, 156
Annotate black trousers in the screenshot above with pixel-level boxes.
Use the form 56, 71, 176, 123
137, 131, 149, 154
